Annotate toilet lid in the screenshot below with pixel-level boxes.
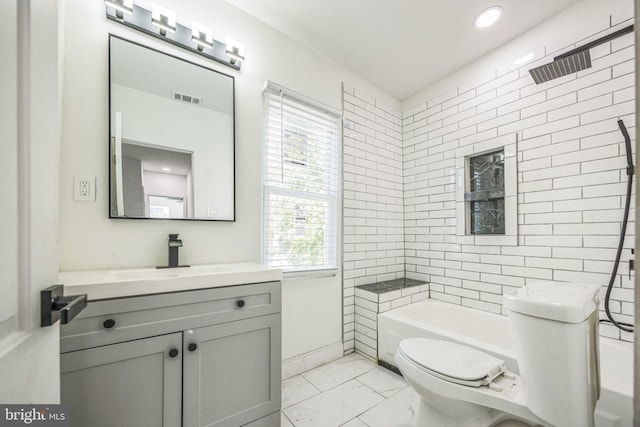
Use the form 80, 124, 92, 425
399, 338, 505, 382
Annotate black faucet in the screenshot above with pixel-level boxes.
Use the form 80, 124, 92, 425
157, 234, 190, 269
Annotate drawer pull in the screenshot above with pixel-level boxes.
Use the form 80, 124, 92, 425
236, 300, 245, 308
169, 348, 179, 358
188, 343, 198, 352
103, 319, 116, 329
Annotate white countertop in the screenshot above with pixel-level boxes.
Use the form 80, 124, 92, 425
59, 262, 282, 301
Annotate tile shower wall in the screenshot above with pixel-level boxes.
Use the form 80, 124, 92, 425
354, 281, 429, 360
342, 85, 406, 354
403, 17, 635, 341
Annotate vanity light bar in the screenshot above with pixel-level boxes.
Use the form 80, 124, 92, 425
151, 4, 177, 36
225, 38, 245, 64
192, 22, 214, 51
104, 2, 244, 71
105, 0, 133, 19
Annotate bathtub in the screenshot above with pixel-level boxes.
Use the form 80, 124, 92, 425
378, 300, 633, 427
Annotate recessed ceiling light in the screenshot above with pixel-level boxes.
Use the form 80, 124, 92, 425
474, 6, 502, 28
162, 167, 171, 172
514, 52, 535, 65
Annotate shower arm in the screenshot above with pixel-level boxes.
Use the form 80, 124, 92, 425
554, 25, 634, 61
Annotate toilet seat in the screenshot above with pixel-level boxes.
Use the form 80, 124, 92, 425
399, 338, 509, 390
396, 340, 551, 426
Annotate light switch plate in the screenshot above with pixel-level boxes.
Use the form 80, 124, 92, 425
74, 176, 96, 202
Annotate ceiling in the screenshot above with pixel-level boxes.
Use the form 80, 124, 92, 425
223, 0, 583, 100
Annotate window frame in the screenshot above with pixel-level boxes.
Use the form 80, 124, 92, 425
262, 81, 342, 272
455, 134, 518, 246
465, 149, 506, 235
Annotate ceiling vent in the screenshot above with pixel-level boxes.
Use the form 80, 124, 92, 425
172, 90, 203, 106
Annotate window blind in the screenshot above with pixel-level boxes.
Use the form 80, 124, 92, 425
262, 83, 340, 271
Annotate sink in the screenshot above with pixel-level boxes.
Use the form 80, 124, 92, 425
187, 264, 235, 274
113, 265, 233, 281
59, 262, 282, 301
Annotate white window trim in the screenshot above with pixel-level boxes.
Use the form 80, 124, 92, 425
455, 133, 518, 246
283, 268, 339, 280
263, 81, 342, 117
262, 81, 342, 272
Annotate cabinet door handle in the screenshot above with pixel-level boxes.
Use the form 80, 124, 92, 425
169, 348, 179, 358
236, 300, 245, 308
188, 343, 198, 352
103, 319, 116, 329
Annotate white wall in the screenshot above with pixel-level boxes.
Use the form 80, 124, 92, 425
144, 171, 187, 197
402, 0, 635, 342
59, 0, 398, 361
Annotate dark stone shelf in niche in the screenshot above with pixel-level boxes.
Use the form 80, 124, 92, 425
356, 278, 427, 294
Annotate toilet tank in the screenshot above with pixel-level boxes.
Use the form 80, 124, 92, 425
504, 282, 601, 427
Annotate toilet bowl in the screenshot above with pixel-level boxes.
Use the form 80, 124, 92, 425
396, 338, 548, 427
395, 282, 601, 427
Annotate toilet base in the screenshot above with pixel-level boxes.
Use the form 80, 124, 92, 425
416, 399, 538, 427
492, 420, 534, 427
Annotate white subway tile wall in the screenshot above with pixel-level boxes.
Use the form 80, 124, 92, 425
342, 86, 405, 354
342, 12, 635, 350
403, 19, 635, 342
354, 285, 429, 360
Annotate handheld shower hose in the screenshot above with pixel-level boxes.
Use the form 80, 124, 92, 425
602, 119, 634, 333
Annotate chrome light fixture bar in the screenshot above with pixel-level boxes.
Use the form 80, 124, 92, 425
105, 2, 242, 70
151, 4, 176, 36
105, 0, 133, 19
192, 22, 214, 51
225, 38, 245, 64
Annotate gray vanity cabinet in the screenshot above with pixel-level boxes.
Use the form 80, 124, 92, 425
183, 315, 281, 427
60, 281, 282, 427
60, 332, 183, 427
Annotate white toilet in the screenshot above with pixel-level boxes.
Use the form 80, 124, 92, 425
395, 282, 601, 427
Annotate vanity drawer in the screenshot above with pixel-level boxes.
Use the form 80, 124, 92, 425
60, 281, 281, 353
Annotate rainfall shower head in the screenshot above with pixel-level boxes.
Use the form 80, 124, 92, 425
529, 50, 591, 84
529, 24, 633, 84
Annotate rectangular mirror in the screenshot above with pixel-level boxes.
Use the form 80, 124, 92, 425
109, 35, 235, 220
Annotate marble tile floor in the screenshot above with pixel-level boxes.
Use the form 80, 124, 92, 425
281, 352, 420, 427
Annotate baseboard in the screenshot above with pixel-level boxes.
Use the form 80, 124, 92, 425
282, 342, 344, 379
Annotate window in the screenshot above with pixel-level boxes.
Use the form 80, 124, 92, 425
465, 150, 505, 235
262, 82, 340, 271
455, 134, 517, 245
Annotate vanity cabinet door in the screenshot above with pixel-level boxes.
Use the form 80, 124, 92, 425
60, 333, 183, 427
182, 314, 282, 427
